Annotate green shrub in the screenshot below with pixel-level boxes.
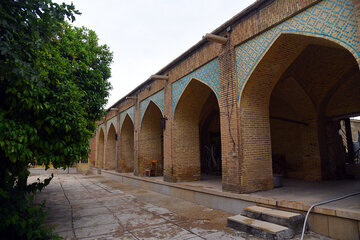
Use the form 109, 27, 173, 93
0, 174, 61, 239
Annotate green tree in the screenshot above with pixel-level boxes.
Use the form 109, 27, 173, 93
0, 0, 112, 237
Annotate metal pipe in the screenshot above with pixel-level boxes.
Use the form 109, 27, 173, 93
300, 191, 360, 240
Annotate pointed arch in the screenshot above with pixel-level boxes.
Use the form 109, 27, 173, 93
96, 128, 105, 168
238, 32, 360, 101
236, 0, 360, 99
238, 32, 359, 192
120, 111, 134, 134
171, 58, 220, 115
119, 114, 134, 172
105, 123, 116, 170
139, 89, 164, 125
138, 101, 164, 176
140, 100, 164, 127
172, 78, 222, 181
173, 78, 221, 116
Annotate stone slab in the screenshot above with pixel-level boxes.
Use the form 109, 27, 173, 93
243, 205, 305, 233
227, 215, 294, 239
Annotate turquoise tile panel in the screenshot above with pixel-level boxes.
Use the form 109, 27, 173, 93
171, 58, 220, 114
119, 106, 135, 132
235, 0, 360, 98
139, 89, 164, 125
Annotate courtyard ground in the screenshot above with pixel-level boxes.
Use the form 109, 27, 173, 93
29, 173, 333, 240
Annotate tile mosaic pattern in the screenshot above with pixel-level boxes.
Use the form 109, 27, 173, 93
235, 0, 360, 98
119, 106, 135, 132
97, 124, 105, 141
140, 89, 164, 125
106, 116, 117, 135
171, 58, 220, 114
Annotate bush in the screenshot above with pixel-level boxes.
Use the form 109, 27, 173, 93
0, 174, 61, 239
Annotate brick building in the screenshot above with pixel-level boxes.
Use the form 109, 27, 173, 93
90, 0, 360, 194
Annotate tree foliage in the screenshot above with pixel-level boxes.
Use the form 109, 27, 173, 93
0, 0, 112, 237
0, 0, 112, 180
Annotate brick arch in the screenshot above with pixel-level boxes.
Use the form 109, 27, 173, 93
238, 33, 359, 192
119, 114, 134, 173
172, 78, 221, 181
120, 113, 134, 133
119, 107, 135, 132
236, 0, 360, 99
105, 123, 116, 170
173, 77, 220, 116
238, 32, 360, 101
171, 58, 220, 115
138, 101, 164, 176
140, 100, 164, 128
96, 128, 105, 168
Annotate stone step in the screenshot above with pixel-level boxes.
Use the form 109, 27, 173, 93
227, 215, 294, 239
242, 206, 305, 233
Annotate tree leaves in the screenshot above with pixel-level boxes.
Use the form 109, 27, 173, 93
0, 0, 112, 172
1, 0, 111, 237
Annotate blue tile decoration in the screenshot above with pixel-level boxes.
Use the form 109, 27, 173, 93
106, 116, 117, 135
119, 106, 135, 132
172, 58, 220, 114
235, 0, 359, 99
97, 123, 105, 140
140, 89, 164, 125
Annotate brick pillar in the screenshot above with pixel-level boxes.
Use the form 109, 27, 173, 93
163, 74, 175, 182
95, 128, 99, 168
133, 97, 140, 175
218, 40, 242, 193
103, 123, 107, 169
115, 113, 120, 171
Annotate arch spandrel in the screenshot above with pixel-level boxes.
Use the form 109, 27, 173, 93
173, 78, 221, 118
106, 116, 117, 135
119, 106, 135, 132
139, 89, 164, 125
171, 58, 220, 115
235, 0, 360, 100
97, 124, 105, 141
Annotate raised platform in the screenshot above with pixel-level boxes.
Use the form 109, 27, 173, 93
96, 169, 360, 239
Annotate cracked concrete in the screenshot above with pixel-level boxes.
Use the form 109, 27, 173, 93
30, 173, 333, 240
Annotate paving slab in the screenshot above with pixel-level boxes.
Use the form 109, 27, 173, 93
31, 173, 334, 240
73, 206, 110, 218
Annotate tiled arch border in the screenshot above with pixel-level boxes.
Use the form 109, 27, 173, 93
139, 89, 165, 126
235, 0, 360, 99
119, 106, 135, 133
171, 58, 220, 115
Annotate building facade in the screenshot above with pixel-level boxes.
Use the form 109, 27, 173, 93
90, 0, 360, 193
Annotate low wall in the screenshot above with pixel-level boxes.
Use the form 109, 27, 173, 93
97, 169, 360, 240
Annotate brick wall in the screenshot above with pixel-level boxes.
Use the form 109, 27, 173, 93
105, 124, 116, 170
172, 80, 213, 181
138, 102, 163, 176
91, 0, 360, 193
89, 136, 96, 167
96, 129, 104, 168
119, 115, 134, 172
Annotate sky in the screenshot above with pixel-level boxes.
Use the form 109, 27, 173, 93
54, 0, 256, 108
